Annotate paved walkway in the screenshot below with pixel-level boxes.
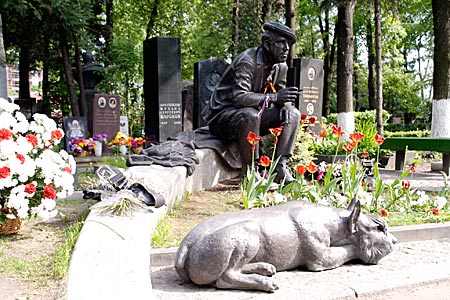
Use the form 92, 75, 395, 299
150, 238, 450, 300
149, 167, 450, 300
379, 168, 446, 192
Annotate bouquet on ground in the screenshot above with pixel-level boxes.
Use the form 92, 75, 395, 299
0, 98, 76, 223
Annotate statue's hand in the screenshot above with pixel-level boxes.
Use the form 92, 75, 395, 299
275, 87, 300, 104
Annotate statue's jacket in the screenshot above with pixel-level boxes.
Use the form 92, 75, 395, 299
208, 46, 287, 123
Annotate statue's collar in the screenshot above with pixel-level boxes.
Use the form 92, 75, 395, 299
256, 46, 273, 69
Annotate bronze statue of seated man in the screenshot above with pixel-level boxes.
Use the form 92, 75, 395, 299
207, 22, 301, 183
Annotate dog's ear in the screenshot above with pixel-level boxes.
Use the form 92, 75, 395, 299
347, 199, 361, 234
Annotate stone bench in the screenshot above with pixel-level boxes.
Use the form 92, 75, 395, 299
381, 137, 450, 174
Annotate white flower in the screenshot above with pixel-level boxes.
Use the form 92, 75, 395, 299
272, 192, 286, 204
0, 99, 75, 223
0, 98, 20, 114
411, 190, 429, 207
357, 191, 373, 207
435, 196, 448, 210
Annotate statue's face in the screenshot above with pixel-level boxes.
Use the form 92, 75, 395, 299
267, 34, 290, 63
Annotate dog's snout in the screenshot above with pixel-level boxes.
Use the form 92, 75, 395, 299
390, 233, 398, 244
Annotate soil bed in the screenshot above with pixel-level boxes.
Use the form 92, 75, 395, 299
0, 198, 96, 300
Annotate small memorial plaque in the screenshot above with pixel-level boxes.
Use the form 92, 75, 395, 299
120, 116, 129, 137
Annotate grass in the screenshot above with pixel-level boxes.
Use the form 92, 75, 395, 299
0, 198, 92, 288
52, 210, 90, 278
0, 253, 52, 284
152, 217, 172, 248
386, 211, 450, 226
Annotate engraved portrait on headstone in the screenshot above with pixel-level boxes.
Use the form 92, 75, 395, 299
63, 117, 89, 152
92, 94, 121, 153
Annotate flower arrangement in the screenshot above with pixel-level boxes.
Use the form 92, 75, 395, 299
0, 98, 76, 224
92, 133, 108, 143
129, 137, 145, 148
69, 137, 97, 154
107, 132, 128, 147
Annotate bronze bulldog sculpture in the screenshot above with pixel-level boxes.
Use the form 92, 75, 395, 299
175, 199, 397, 292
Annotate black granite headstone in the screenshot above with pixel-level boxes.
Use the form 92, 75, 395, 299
193, 58, 229, 129
292, 58, 324, 133
13, 99, 37, 120
92, 94, 120, 150
143, 37, 182, 143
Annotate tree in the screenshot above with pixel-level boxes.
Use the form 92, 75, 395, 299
336, 0, 357, 135
431, 0, 450, 137
374, 0, 383, 135
285, 0, 296, 67
315, 0, 337, 117
0, 14, 7, 99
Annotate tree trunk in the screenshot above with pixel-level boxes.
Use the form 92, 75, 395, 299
18, 44, 31, 99
431, 0, 450, 137
74, 36, 87, 117
146, 0, 160, 40
105, 0, 113, 56
231, 0, 240, 60
261, 0, 272, 24
366, 17, 375, 110
374, 0, 383, 135
59, 27, 80, 117
354, 65, 360, 111
285, 0, 296, 67
0, 14, 7, 100
316, 0, 336, 117
336, 0, 357, 135
41, 37, 51, 115
322, 32, 336, 117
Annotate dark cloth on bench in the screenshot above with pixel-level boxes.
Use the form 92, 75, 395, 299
126, 127, 241, 176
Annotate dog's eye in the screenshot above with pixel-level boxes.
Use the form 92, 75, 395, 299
372, 217, 387, 234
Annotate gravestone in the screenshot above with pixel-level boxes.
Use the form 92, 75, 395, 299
120, 116, 129, 137
193, 58, 229, 129
143, 37, 182, 142
181, 80, 194, 132
291, 58, 324, 133
92, 94, 121, 154
63, 117, 89, 152
13, 98, 37, 120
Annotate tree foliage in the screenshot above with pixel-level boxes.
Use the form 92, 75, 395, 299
0, 0, 439, 132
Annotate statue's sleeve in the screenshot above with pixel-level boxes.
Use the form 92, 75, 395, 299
231, 60, 265, 109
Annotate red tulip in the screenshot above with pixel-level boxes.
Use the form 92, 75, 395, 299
374, 134, 385, 145
297, 164, 307, 175
259, 155, 271, 168
331, 124, 343, 137
307, 162, 318, 174
269, 126, 284, 137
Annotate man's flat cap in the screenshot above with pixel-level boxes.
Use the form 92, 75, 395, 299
263, 22, 296, 43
